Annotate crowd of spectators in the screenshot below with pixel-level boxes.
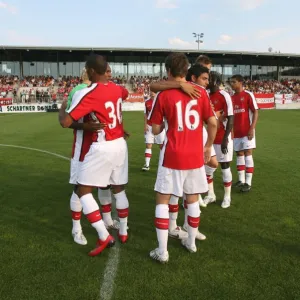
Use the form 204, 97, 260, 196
1, 74, 300, 102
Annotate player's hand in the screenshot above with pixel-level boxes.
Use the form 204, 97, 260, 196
83, 121, 107, 132
221, 138, 228, 154
248, 128, 254, 140
204, 146, 212, 164
180, 82, 200, 98
144, 125, 148, 134
124, 130, 130, 140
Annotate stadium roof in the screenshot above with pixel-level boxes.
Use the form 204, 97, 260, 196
1, 45, 300, 58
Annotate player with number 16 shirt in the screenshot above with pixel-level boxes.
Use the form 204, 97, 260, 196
148, 53, 217, 263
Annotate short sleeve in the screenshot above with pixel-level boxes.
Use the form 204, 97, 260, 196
247, 91, 259, 111
120, 86, 129, 100
148, 92, 164, 125
221, 90, 234, 117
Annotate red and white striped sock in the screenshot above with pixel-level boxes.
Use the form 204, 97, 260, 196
187, 202, 200, 247
80, 193, 109, 241
70, 191, 82, 232
222, 168, 232, 198
168, 195, 179, 231
237, 156, 246, 183
155, 204, 169, 254
98, 188, 113, 226
115, 191, 129, 236
145, 149, 152, 167
245, 155, 254, 186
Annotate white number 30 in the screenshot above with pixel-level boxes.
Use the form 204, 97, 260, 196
105, 98, 122, 129
175, 100, 200, 131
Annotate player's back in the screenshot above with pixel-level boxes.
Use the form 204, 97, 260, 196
157, 86, 211, 170
91, 82, 124, 142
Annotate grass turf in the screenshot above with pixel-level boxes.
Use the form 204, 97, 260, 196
0, 110, 300, 300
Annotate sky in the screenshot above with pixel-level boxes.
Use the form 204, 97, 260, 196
0, 0, 300, 54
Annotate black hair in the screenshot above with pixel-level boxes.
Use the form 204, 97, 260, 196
209, 71, 222, 86
231, 74, 244, 82
186, 64, 210, 81
85, 54, 108, 75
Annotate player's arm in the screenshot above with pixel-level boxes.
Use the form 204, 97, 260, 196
59, 99, 73, 128
150, 81, 200, 98
221, 92, 234, 153
59, 87, 95, 128
248, 92, 259, 140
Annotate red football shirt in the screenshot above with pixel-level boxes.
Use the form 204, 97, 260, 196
67, 82, 124, 142
149, 84, 214, 170
144, 97, 154, 126
210, 89, 234, 144
232, 90, 258, 138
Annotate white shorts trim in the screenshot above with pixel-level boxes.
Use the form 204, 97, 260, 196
233, 136, 256, 152
144, 124, 165, 145
77, 138, 128, 187
154, 165, 208, 197
213, 139, 233, 162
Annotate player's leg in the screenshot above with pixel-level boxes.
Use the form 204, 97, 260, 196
203, 155, 218, 205
76, 144, 116, 256
110, 138, 129, 243
234, 138, 246, 187
168, 195, 188, 240
220, 162, 232, 208
182, 193, 206, 241
242, 149, 254, 192
111, 185, 129, 243
143, 125, 154, 171
150, 165, 178, 263
182, 193, 200, 253
77, 185, 115, 256
70, 184, 87, 245
69, 158, 87, 245
150, 192, 171, 263
216, 141, 233, 208
98, 186, 120, 230
143, 143, 153, 171
181, 167, 208, 252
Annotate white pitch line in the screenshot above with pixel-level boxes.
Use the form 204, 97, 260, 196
0, 143, 120, 300
0, 144, 70, 161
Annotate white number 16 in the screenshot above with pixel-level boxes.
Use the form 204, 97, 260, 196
175, 100, 200, 131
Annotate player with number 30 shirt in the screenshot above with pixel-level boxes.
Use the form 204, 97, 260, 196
60, 54, 130, 256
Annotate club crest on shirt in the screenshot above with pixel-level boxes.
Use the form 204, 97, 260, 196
240, 97, 245, 102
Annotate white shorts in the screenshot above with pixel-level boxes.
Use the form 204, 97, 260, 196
77, 137, 128, 187
145, 124, 165, 145
154, 165, 208, 197
233, 136, 256, 152
213, 139, 233, 163
203, 127, 216, 157
69, 158, 81, 185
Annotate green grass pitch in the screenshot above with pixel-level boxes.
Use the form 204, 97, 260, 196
0, 110, 300, 300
